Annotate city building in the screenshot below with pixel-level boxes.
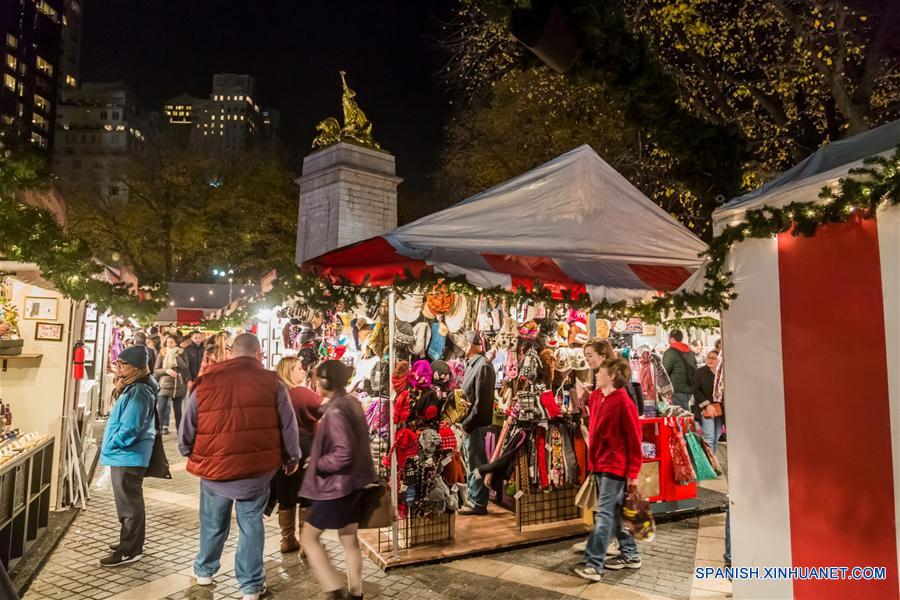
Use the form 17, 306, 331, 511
165, 73, 279, 156
0, 0, 65, 150
59, 0, 84, 89
53, 81, 148, 200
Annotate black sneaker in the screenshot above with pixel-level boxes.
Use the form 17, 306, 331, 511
109, 543, 119, 552
99, 552, 141, 567
604, 556, 642, 570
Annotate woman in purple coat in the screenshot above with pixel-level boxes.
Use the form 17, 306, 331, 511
300, 360, 377, 600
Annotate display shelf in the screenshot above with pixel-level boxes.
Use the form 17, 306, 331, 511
0, 438, 54, 570
1, 353, 43, 372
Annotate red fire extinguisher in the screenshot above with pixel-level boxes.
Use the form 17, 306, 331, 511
73, 342, 85, 380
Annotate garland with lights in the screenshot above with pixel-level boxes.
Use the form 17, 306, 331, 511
0, 195, 166, 321
205, 146, 899, 331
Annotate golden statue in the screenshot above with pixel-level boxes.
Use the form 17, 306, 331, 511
312, 71, 381, 150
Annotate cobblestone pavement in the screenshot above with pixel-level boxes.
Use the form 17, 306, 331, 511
23, 431, 729, 600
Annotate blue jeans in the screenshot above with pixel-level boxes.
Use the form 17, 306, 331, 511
672, 392, 692, 412
701, 414, 724, 455
585, 474, 639, 569
195, 485, 267, 594
156, 395, 182, 432
463, 426, 489, 508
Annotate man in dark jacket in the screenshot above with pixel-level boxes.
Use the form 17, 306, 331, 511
459, 331, 496, 516
693, 349, 724, 453
183, 330, 205, 385
662, 329, 697, 412
133, 332, 156, 372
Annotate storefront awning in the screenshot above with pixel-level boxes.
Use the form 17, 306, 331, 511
303, 145, 707, 303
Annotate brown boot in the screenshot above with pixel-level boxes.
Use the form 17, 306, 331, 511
296, 506, 306, 557
278, 508, 300, 553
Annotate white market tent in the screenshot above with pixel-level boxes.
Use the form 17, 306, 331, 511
715, 119, 900, 599
303, 144, 708, 304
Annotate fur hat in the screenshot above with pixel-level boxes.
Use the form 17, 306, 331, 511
571, 347, 589, 372
419, 427, 441, 454
554, 347, 574, 374
444, 294, 468, 333
395, 293, 424, 323
425, 285, 454, 316
520, 348, 542, 382
409, 360, 433, 390
539, 348, 556, 387
495, 318, 519, 351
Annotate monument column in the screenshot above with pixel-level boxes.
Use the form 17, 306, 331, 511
295, 71, 401, 265
295, 142, 401, 265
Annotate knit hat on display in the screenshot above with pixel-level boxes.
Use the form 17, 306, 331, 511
117, 345, 148, 368
425, 286, 454, 316
416, 389, 443, 421
409, 360, 433, 390
394, 321, 415, 351
411, 322, 432, 357
418, 427, 441, 454
393, 389, 412, 424
391, 360, 411, 392
395, 293, 425, 323
431, 360, 452, 388
446, 358, 466, 389
438, 423, 458, 451
444, 294, 468, 333
383, 427, 419, 472
518, 320, 539, 341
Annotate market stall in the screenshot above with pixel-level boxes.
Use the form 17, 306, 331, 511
710, 119, 900, 599
0, 267, 83, 569
299, 144, 711, 567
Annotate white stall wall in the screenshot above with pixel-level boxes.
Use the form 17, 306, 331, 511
0, 280, 83, 508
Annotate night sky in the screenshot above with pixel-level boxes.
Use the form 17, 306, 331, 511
81, 0, 454, 215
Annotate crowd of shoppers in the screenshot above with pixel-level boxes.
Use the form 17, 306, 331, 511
99, 322, 726, 596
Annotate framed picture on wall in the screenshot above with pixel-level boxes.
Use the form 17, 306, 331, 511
35, 321, 64, 341
24, 296, 59, 320
85, 304, 98, 321
84, 322, 97, 341
83, 342, 95, 363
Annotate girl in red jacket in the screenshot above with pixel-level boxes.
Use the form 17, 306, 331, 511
574, 357, 643, 582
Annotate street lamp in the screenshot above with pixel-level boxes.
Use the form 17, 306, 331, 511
212, 268, 235, 304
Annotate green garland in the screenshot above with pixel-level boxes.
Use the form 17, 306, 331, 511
205, 146, 900, 330
0, 195, 166, 321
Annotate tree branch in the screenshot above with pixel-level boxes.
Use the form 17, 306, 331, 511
853, 0, 899, 111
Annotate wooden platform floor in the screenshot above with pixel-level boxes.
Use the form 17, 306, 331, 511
358, 504, 590, 571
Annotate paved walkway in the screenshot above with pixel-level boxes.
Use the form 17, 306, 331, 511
24, 434, 731, 600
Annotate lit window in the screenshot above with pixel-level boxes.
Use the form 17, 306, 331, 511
211, 115, 216, 120
65, 74, 76, 87
36, 55, 53, 76
32, 113, 49, 130
37, 1, 59, 23
240, 115, 244, 120
6, 54, 15, 69
237, 95, 243, 101
6, 34, 17, 49
3, 74, 15, 91
103, 124, 112, 131
34, 94, 50, 112
116, 125, 125, 131
227, 95, 231, 101
30, 131, 47, 148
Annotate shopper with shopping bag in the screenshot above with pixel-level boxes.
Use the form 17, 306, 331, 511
300, 360, 378, 600
574, 357, 644, 583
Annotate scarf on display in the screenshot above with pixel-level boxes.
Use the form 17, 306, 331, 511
650, 353, 674, 398
112, 367, 152, 401
639, 352, 657, 401
713, 353, 724, 404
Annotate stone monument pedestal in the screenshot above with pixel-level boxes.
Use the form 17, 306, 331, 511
295, 142, 401, 265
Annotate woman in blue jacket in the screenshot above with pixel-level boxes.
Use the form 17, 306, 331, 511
99, 345, 158, 567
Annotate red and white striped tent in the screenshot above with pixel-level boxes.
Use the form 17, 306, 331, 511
302, 145, 707, 301
717, 119, 900, 599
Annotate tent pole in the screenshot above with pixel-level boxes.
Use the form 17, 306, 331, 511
388, 290, 399, 551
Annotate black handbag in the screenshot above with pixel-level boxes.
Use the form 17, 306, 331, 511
358, 482, 392, 529
145, 403, 172, 479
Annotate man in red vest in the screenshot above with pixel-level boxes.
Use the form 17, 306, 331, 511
179, 333, 300, 600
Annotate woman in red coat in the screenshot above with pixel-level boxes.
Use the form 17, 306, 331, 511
574, 357, 643, 582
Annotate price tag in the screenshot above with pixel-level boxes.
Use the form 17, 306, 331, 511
513, 490, 525, 499
440, 455, 453, 467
